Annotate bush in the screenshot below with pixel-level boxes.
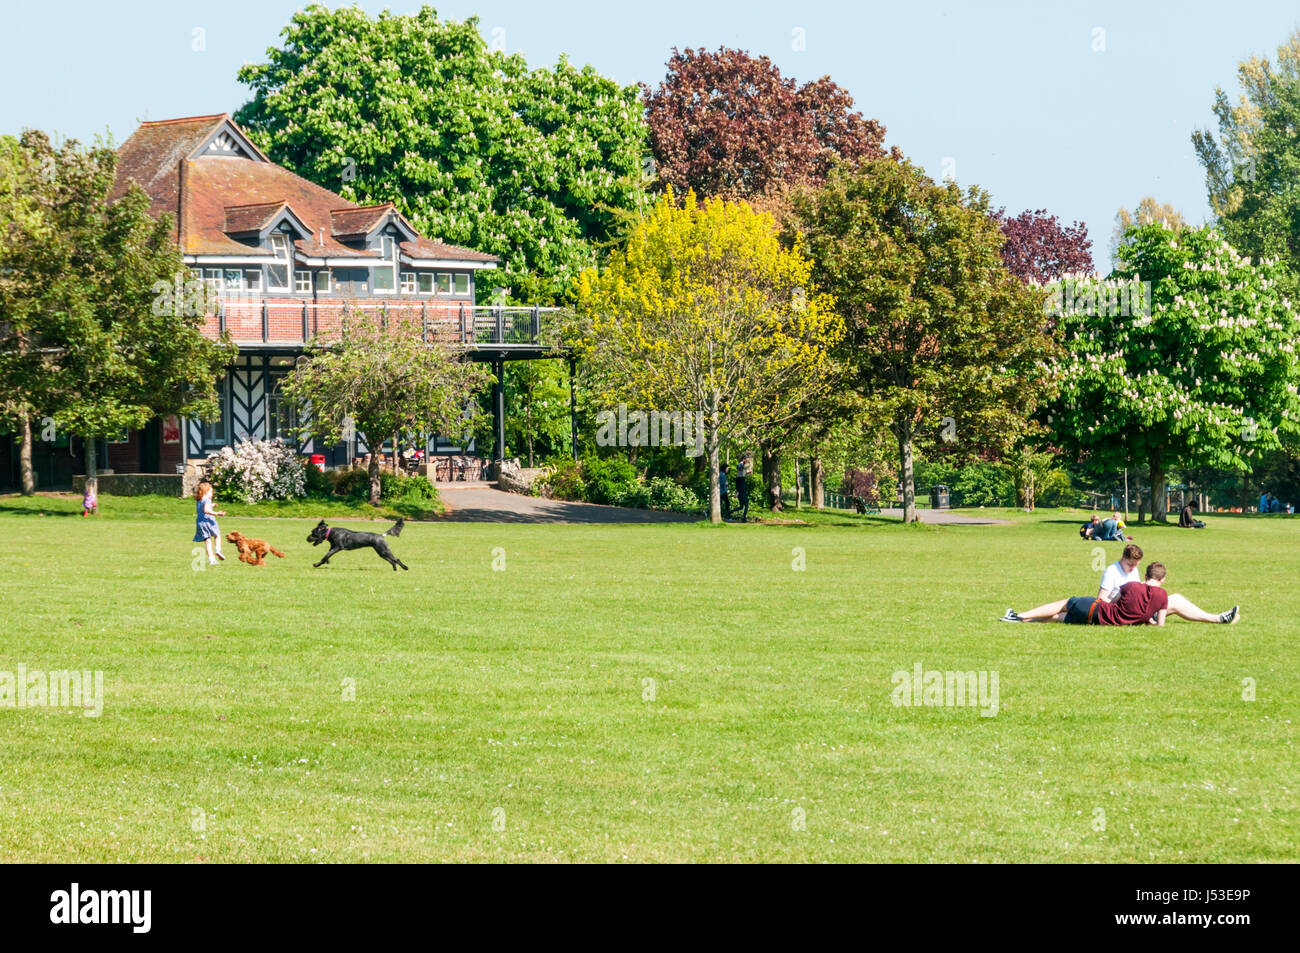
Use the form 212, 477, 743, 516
581, 455, 639, 505
379, 471, 438, 503
330, 467, 370, 500
612, 482, 651, 509
1034, 467, 1075, 507
208, 439, 306, 503
304, 462, 329, 496
536, 458, 586, 501
324, 467, 437, 503
646, 476, 703, 513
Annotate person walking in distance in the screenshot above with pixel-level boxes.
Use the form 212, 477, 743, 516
736, 455, 752, 521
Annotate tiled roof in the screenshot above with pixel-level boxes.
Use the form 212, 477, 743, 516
112, 114, 227, 241
223, 201, 289, 235
112, 115, 500, 265
400, 237, 499, 264
329, 204, 396, 240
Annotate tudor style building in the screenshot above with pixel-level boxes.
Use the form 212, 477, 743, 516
0, 112, 560, 490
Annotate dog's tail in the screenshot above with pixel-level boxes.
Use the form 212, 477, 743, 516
270, 547, 286, 558
385, 517, 405, 537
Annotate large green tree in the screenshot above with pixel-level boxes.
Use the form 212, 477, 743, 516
0, 130, 230, 496
1193, 30, 1300, 268
793, 158, 1058, 522
1050, 223, 1300, 520
235, 4, 649, 305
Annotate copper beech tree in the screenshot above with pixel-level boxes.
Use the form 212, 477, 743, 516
643, 47, 896, 208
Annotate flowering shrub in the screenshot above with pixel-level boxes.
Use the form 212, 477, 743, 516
645, 477, 703, 513
208, 439, 307, 503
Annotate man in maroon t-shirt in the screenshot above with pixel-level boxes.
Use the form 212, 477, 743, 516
1000, 562, 1240, 625
1094, 576, 1168, 625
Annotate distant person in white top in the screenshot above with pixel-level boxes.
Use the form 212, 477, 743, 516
1098, 544, 1142, 602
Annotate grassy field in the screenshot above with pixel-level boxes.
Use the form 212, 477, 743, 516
0, 494, 1295, 862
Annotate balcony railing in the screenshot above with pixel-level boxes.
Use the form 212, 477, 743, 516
206, 297, 563, 349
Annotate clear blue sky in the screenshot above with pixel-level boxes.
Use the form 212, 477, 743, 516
4, 1, 1298, 270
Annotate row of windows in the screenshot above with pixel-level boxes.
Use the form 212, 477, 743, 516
193, 267, 472, 296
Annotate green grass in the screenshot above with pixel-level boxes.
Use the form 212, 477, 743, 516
0, 491, 442, 522
0, 497, 1294, 862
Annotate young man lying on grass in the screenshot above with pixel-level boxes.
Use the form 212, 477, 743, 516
1098, 544, 1143, 602
1001, 562, 1240, 625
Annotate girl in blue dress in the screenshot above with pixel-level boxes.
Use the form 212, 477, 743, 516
193, 481, 227, 565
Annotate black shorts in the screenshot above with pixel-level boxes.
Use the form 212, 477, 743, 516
1063, 596, 1100, 625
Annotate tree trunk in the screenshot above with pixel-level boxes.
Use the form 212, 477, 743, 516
368, 439, 384, 506
763, 445, 782, 512
794, 455, 802, 509
84, 435, 98, 500
898, 426, 916, 522
18, 413, 35, 496
811, 456, 825, 510
707, 393, 721, 524
1149, 454, 1167, 522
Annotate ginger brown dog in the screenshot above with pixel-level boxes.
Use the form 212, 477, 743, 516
225, 531, 286, 566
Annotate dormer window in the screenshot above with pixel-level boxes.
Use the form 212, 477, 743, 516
373, 233, 398, 292
267, 232, 291, 291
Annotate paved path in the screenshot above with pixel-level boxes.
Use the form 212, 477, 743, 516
877, 507, 1012, 525
436, 486, 1013, 525
437, 485, 697, 524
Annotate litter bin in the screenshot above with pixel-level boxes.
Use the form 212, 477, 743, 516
309, 454, 326, 469
929, 484, 950, 509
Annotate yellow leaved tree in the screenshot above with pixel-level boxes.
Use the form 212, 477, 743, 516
573, 192, 843, 523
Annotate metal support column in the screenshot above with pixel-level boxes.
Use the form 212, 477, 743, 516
492, 358, 506, 472
568, 355, 578, 462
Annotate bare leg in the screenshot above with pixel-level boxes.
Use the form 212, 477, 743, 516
1167, 593, 1229, 623
1017, 598, 1070, 622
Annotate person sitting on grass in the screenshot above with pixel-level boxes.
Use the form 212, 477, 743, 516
193, 481, 227, 566
1079, 514, 1101, 539
1095, 511, 1128, 541
1179, 501, 1206, 528
1098, 544, 1142, 602
1000, 561, 1239, 625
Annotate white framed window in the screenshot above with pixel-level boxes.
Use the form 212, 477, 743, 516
267, 233, 290, 291
400, 272, 417, 294
315, 270, 331, 293
202, 267, 222, 293
435, 273, 451, 295
295, 270, 312, 293
418, 273, 434, 294
452, 273, 470, 296
244, 269, 263, 292
373, 233, 398, 293
223, 268, 244, 292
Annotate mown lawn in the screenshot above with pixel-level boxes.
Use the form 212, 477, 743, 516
0, 495, 1294, 862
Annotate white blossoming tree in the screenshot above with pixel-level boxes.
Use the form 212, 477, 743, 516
1049, 223, 1300, 519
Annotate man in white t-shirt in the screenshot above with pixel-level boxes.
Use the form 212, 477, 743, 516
1098, 544, 1143, 602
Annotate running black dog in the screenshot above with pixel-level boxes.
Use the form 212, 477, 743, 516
307, 518, 408, 571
